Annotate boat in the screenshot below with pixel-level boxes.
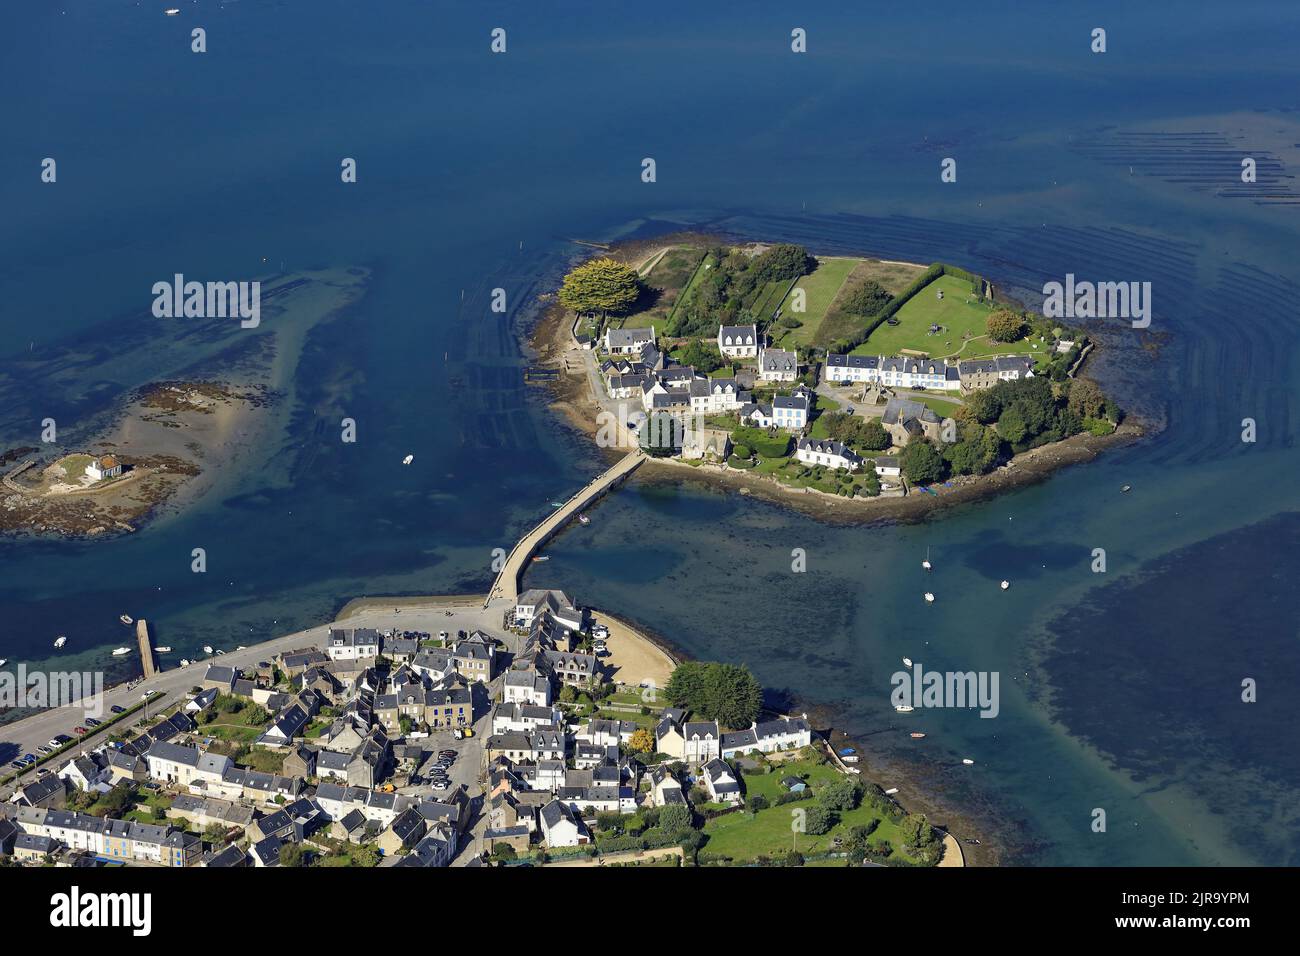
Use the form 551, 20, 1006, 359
164, 8, 180, 14
902, 657, 913, 667
53, 636, 67, 649
1000, 580, 1010, 590
120, 614, 133, 625
962, 758, 975, 765
909, 732, 927, 739
922, 547, 931, 571
0, 659, 7, 667
215, 649, 225, 655
1121, 484, 1131, 493
203, 645, 214, 654
402, 454, 414, 465
549, 501, 564, 508
577, 514, 590, 525
884, 787, 899, 795
179, 658, 190, 666
111, 648, 131, 657
924, 592, 935, 603
155, 646, 172, 653
895, 705, 915, 714
532, 556, 549, 563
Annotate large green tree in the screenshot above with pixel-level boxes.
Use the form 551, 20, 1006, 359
839, 279, 892, 317
986, 308, 1027, 343
664, 661, 763, 728
558, 257, 641, 316
900, 440, 946, 485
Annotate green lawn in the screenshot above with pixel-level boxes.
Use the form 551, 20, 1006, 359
657, 251, 718, 331
750, 279, 792, 320
621, 245, 705, 327
852, 274, 998, 359
813, 258, 928, 348
910, 393, 963, 418
772, 257, 859, 348
700, 760, 924, 864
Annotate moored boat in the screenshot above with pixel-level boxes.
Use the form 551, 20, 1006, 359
910, 732, 926, 739
120, 614, 133, 625
155, 646, 172, 653
112, 647, 131, 657
54, 636, 67, 649
895, 705, 915, 713
923, 592, 935, 603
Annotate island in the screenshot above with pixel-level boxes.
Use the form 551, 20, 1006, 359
533, 235, 1136, 520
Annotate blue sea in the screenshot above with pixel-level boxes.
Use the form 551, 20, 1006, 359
2, 1, 1298, 864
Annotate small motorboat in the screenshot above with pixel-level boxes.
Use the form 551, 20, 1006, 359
155, 646, 172, 653
179, 658, 191, 666
112, 647, 131, 657
577, 514, 590, 525
236, 646, 246, 651
120, 615, 133, 625
902, 656, 913, 667
532, 556, 549, 563
164, 8, 180, 15
1000, 580, 1010, 590
884, 787, 899, 795
924, 592, 935, 603
1121, 484, 1131, 493
895, 705, 915, 714
203, 645, 214, 654
962, 758, 975, 765
549, 501, 564, 508
402, 454, 414, 465
53, 636, 67, 649
0, 659, 7, 667
215, 649, 226, 655
909, 732, 926, 739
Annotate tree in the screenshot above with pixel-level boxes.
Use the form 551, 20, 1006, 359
986, 309, 1026, 343
817, 777, 861, 812
747, 794, 770, 814
900, 812, 936, 849
628, 728, 654, 754
1067, 378, 1106, 419
559, 684, 577, 704
677, 337, 726, 373
966, 389, 1001, 425
784, 850, 805, 867
658, 802, 693, 834
491, 842, 518, 861
996, 405, 1029, 445
751, 244, 812, 283
900, 440, 945, 485
279, 842, 308, 867
638, 413, 680, 458
803, 805, 835, 835
839, 279, 892, 317
557, 257, 640, 316
664, 661, 763, 728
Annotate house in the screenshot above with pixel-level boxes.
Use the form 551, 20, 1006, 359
701, 758, 743, 805
324, 627, 381, 662
85, 455, 122, 482
647, 765, 685, 807
504, 667, 551, 707
145, 742, 231, 787
781, 776, 808, 794
200, 664, 239, 695
12, 775, 66, 809
258, 703, 310, 747
540, 649, 599, 688
740, 402, 774, 429
279, 647, 330, 677
13, 833, 56, 863
795, 437, 863, 472
0, 818, 18, 857
250, 835, 282, 867
881, 397, 942, 446
680, 425, 732, 462
539, 799, 589, 848
720, 716, 813, 758
281, 745, 318, 781
957, 355, 1035, 391
689, 377, 746, 414
825, 353, 881, 384
771, 393, 810, 430
654, 713, 686, 759
871, 455, 901, 478
203, 845, 250, 867
515, 589, 582, 630
57, 753, 111, 793
378, 807, 427, 856
758, 347, 799, 382
185, 687, 219, 714
603, 326, 656, 356
717, 324, 759, 358
452, 641, 495, 683
483, 824, 530, 855
394, 824, 457, 867
878, 356, 961, 392
681, 720, 720, 764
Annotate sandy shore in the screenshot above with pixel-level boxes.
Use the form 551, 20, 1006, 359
589, 608, 677, 690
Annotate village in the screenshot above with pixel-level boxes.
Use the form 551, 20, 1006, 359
558, 239, 1113, 502
0, 588, 948, 868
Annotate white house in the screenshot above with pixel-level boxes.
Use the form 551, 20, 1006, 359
796, 437, 863, 472
324, 627, 380, 662
717, 324, 759, 358
878, 356, 961, 392
85, 455, 123, 482
603, 326, 656, 355
503, 667, 551, 707
689, 377, 745, 413
701, 758, 743, 805
539, 799, 589, 848
824, 353, 881, 384
758, 347, 799, 382
771, 393, 809, 430
871, 455, 901, 478
145, 742, 231, 788
720, 717, 813, 757
681, 720, 721, 764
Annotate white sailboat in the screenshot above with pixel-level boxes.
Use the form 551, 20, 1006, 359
923, 592, 935, 603
902, 657, 913, 667
922, 547, 931, 571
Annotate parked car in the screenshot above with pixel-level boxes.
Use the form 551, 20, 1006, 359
85, 717, 102, 727
37, 746, 52, 755
54, 734, 73, 744
8, 762, 22, 770
438, 750, 456, 759
74, 727, 88, 735
110, 705, 125, 714
23, 753, 37, 763
46, 738, 62, 749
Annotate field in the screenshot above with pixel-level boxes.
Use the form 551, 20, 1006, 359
620, 245, 704, 327
770, 256, 859, 348
699, 759, 924, 864
851, 273, 1003, 359
813, 258, 928, 347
